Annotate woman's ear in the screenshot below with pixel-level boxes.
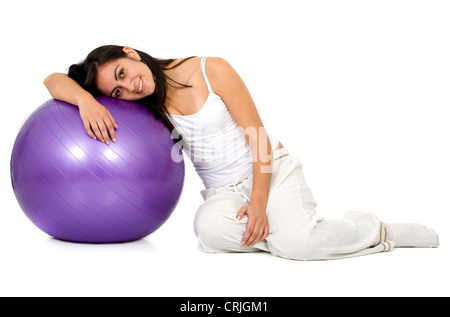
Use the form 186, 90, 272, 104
122, 47, 141, 61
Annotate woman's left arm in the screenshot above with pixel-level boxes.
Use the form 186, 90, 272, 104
207, 57, 273, 247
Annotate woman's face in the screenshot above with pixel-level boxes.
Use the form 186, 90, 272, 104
96, 48, 155, 101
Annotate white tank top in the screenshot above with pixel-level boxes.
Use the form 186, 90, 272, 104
169, 57, 254, 188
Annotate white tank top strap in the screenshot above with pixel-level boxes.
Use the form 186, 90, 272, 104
201, 57, 213, 93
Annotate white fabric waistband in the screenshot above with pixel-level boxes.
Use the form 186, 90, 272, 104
223, 147, 290, 202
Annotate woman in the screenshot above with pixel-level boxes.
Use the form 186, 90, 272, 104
44, 45, 439, 260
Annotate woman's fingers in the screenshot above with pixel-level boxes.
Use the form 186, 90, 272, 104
108, 112, 119, 130
83, 116, 117, 145
245, 223, 265, 247
241, 220, 253, 246
237, 206, 253, 246
241, 218, 266, 247
237, 205, 269, 247
83, 120, 97, 140
79, 100, 118, 144
99, 121, 110, 144
263, 224, 269, 240
105, 116, 117, 143
89, 120, 104, 142
236, 206, 247, 220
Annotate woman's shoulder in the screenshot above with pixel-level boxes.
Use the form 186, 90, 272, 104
166, 56, 236, 91
167, 56, 231, 80
172, 56, 225, 67
201, 57, 240, 89
200, 57, 237, 86
202, 56, 231, 70
169, 56, 231, 71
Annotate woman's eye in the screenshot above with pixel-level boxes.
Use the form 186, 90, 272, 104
119, 69, 125, 78
115, 88, 122, 98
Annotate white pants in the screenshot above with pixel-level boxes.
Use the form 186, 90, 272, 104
194, 148, 394, 260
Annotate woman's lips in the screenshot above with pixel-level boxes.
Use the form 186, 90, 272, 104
137, 77, 143, 93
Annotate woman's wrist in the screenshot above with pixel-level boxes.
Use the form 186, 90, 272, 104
250, 190, 268, 209
75, 90, 95, 108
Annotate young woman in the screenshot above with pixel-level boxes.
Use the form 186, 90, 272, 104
44, 45, 439, 260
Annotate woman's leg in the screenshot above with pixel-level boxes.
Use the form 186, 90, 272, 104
265, 150, 438, 260
194, 185, 270, 254
263, 150, 393, 260
385, 223, 439, 248
193, 148, 439, 260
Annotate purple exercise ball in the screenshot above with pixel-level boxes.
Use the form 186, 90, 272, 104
10, 97, 185, 243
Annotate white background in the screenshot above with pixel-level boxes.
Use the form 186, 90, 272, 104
1, 0, 449, 296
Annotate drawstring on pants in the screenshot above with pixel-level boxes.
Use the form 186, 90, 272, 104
225, 172, 251, 203
222, 148, 290, 204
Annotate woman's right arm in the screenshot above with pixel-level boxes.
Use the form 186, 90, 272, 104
43, 73, 118, 145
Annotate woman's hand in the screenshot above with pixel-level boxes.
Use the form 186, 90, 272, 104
43, 73, 118, 144
78, 98, 118, 145
236, 202, 269, 247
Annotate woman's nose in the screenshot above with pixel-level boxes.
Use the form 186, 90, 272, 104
123, 80, 135, 93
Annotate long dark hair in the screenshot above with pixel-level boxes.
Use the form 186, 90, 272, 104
68, 45, 194, 137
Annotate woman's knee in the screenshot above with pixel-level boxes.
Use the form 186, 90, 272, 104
194, 204, 224, 251
194, 200, 246, 252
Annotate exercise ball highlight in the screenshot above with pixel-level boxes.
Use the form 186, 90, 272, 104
11, 97, 184, 243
